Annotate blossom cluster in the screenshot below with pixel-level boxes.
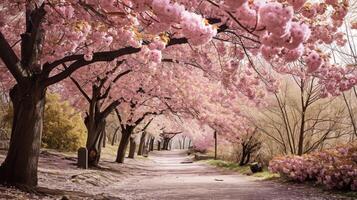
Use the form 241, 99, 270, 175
269, 145, 357, 191
259, 2, 310, 63
151, 0, 217, 46
312, 63, 357, 97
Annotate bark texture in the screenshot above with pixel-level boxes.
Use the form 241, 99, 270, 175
0, 83, 45, 187
116, 128, 132, 163
85, 116, 106, 167
128, 137, 136, 159
137, 132, 147, 156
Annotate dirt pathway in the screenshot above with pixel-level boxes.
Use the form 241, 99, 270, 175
111, 150, 351, 200
0, 150, 354, 200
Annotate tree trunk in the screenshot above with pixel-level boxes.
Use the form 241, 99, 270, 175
162, 138, 171, 150
157, 141, 161, 151
149, 137, 154, 151
145, 137, 151, 153
214, 131, 218, 160
239, 145, 247, 166
102, 129, 106, 148
137, 131, 146, 156
169, 140, 172, 150
182, 137, 186, 149
128, 137, 136, 159
112, 127, 119, 146
85, 116, 106, 167
116, 129, 131, 163
297, 108, 306, 156
0, 84, 45, 187
162, 140, 167, 150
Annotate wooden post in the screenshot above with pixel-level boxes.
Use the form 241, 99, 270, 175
78, 147, 88, 169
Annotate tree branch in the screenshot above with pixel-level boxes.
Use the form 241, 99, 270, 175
44, 47, 141, 86
0, 32, 23, 82
101, 98, 124, 118
69, 76, 91, 102
113, 69, 132, 83
42, 21, 228, 86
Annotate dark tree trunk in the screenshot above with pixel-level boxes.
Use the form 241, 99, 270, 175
112, 127, 119, 146
239, 133, 261, 166
85, 116, 106, 167
163, 140, 167, 150
145, 137, 150, 153
0, 83, 45, 187
169, 140, 172, 150
157, 141, 161, 151
298, 108, 307, 155
239, 152, 251, 166
239, 146, 249, 166
137, 131, 146, 156
116, 129, 131, 163
149, 137, 154, 151
182, 136, 186, 149
162, 138, 170, 150
102, 129, 106, 148
214, 131, 217, 160
128, 137, 136, 159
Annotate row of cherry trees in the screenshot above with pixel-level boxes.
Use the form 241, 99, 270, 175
0, 0, 356, 188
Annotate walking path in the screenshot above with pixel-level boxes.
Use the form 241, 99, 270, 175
0, 150, 353, 200
112, 150, 350, 200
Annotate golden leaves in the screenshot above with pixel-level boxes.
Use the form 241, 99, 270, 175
159, 32, 170, 44
132, 27, 143, 41
73, 21, 89, 32
203, 19, 210, 25
212, 24, 219, 30
302, 2, 312, 10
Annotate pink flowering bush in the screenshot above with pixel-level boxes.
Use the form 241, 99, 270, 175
269, 145, 357, 191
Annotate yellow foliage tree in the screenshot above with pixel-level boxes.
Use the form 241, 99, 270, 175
41, 93, 86, 152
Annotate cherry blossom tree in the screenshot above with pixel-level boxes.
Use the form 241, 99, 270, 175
0, 0, 217, 186
62, 61, 132, 166
0, 0, 353, 187
130, 117, 154, 158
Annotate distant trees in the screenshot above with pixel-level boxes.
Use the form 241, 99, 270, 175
236, 128, 261, 166
251, 76, 355, 156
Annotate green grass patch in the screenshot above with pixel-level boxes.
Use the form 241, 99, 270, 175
251, 168, 280, 180
337, 191, 357, 199
206, 159, 251, 174
206, 159, 279, 180
135, 155, 149, 160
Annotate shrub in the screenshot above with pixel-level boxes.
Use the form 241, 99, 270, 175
41, 93, 86, 152
269, 144, 357, 191
1, 93, 86, 151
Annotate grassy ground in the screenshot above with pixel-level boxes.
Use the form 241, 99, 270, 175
205, 159, 279, 180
